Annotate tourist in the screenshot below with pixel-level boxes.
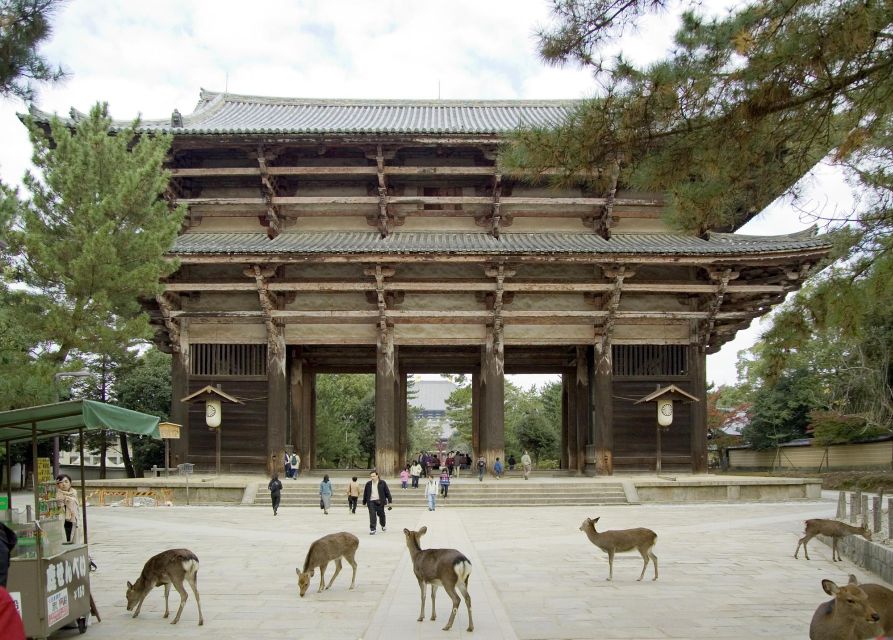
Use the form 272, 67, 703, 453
0, 522, 16, 587
0, 586, 25, 640
439, 468, 451, 498
508, 454, 516, 471
446, 452, 455, 477
283, 450, 292, 479
347, 476, 360, 514
267, 472, 282, 516
319, 474, 333, 515
362, 470, 393, 535
521, 450, 532, 480
410, 460, 422, 488
55, 474, 80, 542
477, 455, 486, 482
494, 457, 503, 479
293, 451, 301, 477
400, 466, 410, 489
425, 476, 438, 511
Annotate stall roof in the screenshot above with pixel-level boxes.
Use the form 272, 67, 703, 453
0, 400, 161, 445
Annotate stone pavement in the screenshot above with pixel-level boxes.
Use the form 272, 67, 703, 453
10, 491, 882, 639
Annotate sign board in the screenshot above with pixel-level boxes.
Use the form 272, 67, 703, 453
0, 495, 8, 510
37, 457, 52, 484
158, 422, 181, 439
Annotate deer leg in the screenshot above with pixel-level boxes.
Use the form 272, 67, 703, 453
798, 533, 814, 560
326, 559, 342, 590
417, 579, 427, 622
606, 550, 615, 581
162, 583, 171, 618
132, 593, 148, 618
650, 551, 658, 581
318, 562, 327, 592
346, 554, 357, 590
832, 538, 840, 562
637, 549, 649, 581
170, 581, 189, 625
457, 573, 474, 632
430, 584, 438, 621
185, 572, 204, 626
441, 584, 460, 631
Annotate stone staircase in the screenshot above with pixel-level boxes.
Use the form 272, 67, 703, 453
254, 476, 629, 508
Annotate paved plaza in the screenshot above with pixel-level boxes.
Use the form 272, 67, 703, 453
10, 486, 883, 639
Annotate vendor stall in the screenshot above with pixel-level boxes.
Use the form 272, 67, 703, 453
0, 400, 160, 639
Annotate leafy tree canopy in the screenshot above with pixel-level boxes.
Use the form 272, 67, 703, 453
0, 0, 65, 101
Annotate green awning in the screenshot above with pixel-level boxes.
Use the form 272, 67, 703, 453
0, 399, 161, 445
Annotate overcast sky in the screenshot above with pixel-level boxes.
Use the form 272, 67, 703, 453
0, 0, 854, 389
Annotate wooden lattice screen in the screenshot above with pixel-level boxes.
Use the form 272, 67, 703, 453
190, 344, 267, 377
612, 345, 688, 377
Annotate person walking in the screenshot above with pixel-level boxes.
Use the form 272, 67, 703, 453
55, 474, 80, 542
268, 473, 283, 516
494, 457, 504, 479
439, 468, 451, 498
400, 466, 410, 489
446, 453, 455, 477
476, 455, 486, 482
283, 450, 292, 479
362, 470, 393, 535
521, 450, 532, 480
508, 454, 516, 471
425, 476, 438, 511
319, 474, 333, 515
347, 476, 360, 514
293, 451, 302, 477
410, 460, 422, 488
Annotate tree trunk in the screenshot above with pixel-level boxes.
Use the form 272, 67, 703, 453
120, 433, 136, 477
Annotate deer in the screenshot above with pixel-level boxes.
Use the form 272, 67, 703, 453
795, 518, 872, 561
125, 548, 204, 625
403, 526, 473, 632
579, 517, 658, 581
296, 531, 359, 597
810, 575, 880, 640
853, 575, 893, 639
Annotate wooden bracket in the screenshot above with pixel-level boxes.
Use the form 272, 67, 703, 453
257, 145, 284, 239
700, 268, 737, 348
155, 294, 181, 353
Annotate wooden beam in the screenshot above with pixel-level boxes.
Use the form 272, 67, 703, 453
176, 195, 663, 207
155, 294, 181, 353
169, 165, 623, 179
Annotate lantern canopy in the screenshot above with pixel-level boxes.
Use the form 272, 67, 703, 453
179, 385, 243, 429
635, 384, 700, 427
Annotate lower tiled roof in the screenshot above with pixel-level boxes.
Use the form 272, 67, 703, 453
170, 231, 831, 257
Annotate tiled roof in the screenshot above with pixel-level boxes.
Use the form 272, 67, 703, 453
170, 230, 831, 257
29, 91, 577, 136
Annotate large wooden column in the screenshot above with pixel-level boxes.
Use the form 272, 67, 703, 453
397, 373, 408, 469
574, 346, 590, 473
375, 328, 399, 477
265, 326, 287, 475
169, 324, 189, 466
471, 372, 481, 456
479, 336, 505, 470
289, 347, 314, 471
690, 344, 708, 473
560, 373, 570, 469
588, 344, 613, 475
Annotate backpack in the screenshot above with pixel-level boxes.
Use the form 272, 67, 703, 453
477, 459, 485, 469
290, 454, 297, 466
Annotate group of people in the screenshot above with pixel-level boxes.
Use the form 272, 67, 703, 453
281, 450, 302, 479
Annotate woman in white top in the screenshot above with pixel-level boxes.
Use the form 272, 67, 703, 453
425, 476, 438, 511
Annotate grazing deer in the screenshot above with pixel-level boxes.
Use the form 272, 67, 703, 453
809, 575, 880, 640
795, 519, 872, 561
579, 517, 658, 581
125, 548, 204, 625
403, 526, 473, 632
296, 532, 359, 597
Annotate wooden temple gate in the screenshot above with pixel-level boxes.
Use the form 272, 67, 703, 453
42, 91, 829, 477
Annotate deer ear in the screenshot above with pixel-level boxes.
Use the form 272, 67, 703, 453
593, 517, 600, 524
295, 568, 299, 576
848, 574, 859, 585
822, 579, 839, 595
419, 526, 427, 535
126, 581, 132, 590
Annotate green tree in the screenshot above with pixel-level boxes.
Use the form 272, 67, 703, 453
0, 0, 65, 101
315, 374, 375, 467
8, 103, 184, 367
741, 367, 819, 450
114, 348, 171, 476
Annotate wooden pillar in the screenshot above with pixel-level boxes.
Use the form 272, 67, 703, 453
308, 373, 316, 469
560, 373, 570, 470
266, 325, 287, 475
589, 344, 613, 476
575, 346, 590, 474
480, 339, 505, 470
471, 372, 481, 456
289, 347, 312, 471
690, 344, 708, 473
169, 325, 189, 466
375, 330, 398, 477
397, 372, 408, 469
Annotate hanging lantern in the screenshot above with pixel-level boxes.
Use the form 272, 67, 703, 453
657, 398, 673, 427
205, 398, 222, 428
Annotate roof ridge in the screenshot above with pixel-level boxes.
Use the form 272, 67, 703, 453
196, 90, 581, 108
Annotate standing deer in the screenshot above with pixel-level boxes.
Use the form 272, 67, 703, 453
795, 519, 872, 561
125, 548, 204, 625
579, 517, 658, 581
810, 575, 880, 640
296, 532, 359, 597
403, 526, 473, 632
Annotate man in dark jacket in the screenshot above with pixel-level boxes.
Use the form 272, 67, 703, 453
362, 470, 393, 535
0, 521, 17, 587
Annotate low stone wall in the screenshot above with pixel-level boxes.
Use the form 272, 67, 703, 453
824, 534, 893, 585
635, 478, 822, 502
83, 479, 246, 506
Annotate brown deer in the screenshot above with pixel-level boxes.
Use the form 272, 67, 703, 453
853, 575, 893, 639
795, 519, 872, 561
125, 548, 204, 625
810, 575, 880, 640
579, 517, 658, 581
403, 526, 473, 632
296, 531, 359, 597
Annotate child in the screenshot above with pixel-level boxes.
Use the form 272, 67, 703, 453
425, 476, 438, 511
347, 476, 360, 513
494, 457, 503, 479
439, 468, 450, 498
400, 466, 410, 489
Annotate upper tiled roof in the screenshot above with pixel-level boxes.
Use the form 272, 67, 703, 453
29, 90, 577, 136
170, 230, 831, 257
